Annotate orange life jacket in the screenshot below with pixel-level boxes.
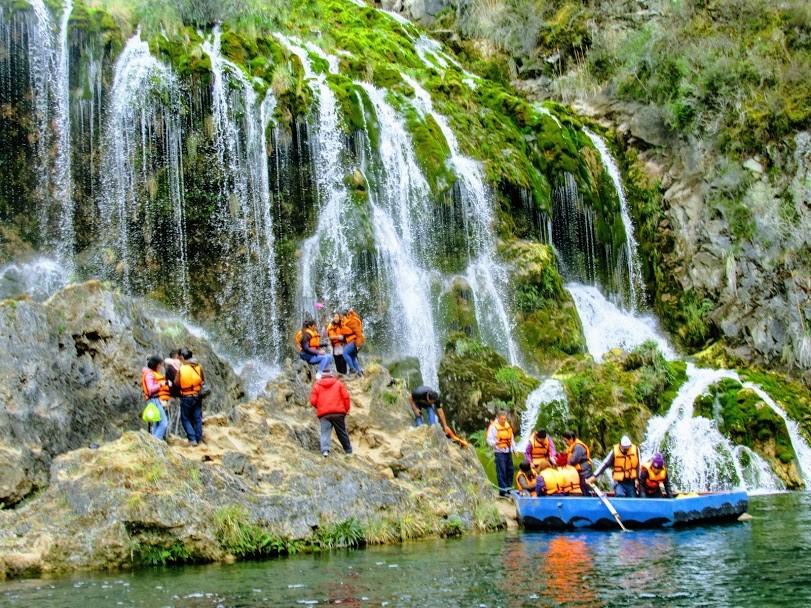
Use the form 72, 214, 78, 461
557, 465, 583, 495
296, 327, 320, 351
489, 420, 514, 450
612, 444, 640, 481
530, 434, 551, 468
516, 471, 537, 497
566, 438, 592, 472
327, 322, 344, 346
641, 461, 668, 494
539, 467, 563, 495
342, 311, 364, 347
177, 363, 204, 396
141, 369, 171, 401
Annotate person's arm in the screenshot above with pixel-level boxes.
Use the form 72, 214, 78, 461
144, 371, 161, 397
486, 424, 497, 448
409, 395, 421, 417
535, 474, 546, 496
436, 406, 449, 431
663, 473, 674, 497
588, 452, 613, 483
525, 441, 533, 463
548, 437, 557, 460
639, 466, 649, 494
341, 384, 350, 414
310, 385, 319, 407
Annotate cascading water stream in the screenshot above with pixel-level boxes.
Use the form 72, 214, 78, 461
53, 0, 73, 269
99, 32, 189, 311
203, 26, 281, 359
516, 379, 567, 453
401, 73, 519, 365
0, 257, 69, 301
583, 128, 645, 310
274, 34, 357, 311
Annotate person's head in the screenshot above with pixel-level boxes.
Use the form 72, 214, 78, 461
180, 347, 193, 361
147, 355, 163, 371
535, 429, 548, 440
303, 318, 316, 330
496, 410, 508, 425
426, 390, 439, 404
652, 453, 665, 470
555, 453, 569, 467
339, 307, 350, 317
619, 435, 632, 453
332, 312, 341, 324
519, 461, 532, 474
169, 349, 180, 359
562, 430, 576, 446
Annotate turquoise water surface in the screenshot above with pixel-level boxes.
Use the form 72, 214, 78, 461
2, 493, 809, 607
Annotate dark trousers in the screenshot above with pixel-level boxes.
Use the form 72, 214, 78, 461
320, 413, 352, 453
333, 351, 348, 374
180, 394, 203, 443
579, 475, 593, 496
495, 451, 514, 496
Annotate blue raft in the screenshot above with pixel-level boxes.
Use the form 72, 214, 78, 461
514, 491, 749, 530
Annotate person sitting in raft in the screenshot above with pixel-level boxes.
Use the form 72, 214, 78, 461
516, 461, 538, 497
562, 430, 593, 496
535, 460, 561, 496
295, 318, 333, 380
554, 453, 583, 495
587, 435, 640, 497
640, 453, 674, 498
525, 428, 557, 472
409, 385, 450, 430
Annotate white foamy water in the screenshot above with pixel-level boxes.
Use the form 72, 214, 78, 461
566, 283, 675, 361
516, 379, 567, 453
0, 258, 70, 301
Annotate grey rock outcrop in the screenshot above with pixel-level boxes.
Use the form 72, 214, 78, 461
0, 281, 245, 506
0, 364, 499, 579
379, 0, 458, 24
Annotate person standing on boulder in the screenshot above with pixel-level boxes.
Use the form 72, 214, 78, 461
141, 355, 171, 440
310, 371, 353, 458
340, 307, 364, 377
177, 348, 205, 446
487, 411, 516, 497
326, 311, 348, 376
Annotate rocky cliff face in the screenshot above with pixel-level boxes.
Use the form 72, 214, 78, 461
0, 281, 245, 507
0, 361, 501, 579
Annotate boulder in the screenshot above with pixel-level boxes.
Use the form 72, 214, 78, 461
0, 281, 244, 506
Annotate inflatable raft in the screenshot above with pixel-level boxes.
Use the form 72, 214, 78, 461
514, 491, 749, 530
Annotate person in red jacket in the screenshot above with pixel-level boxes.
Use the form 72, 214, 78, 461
310, 371, 353, 457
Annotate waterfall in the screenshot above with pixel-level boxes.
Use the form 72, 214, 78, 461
358, 82, 440, 385
274, 34, 358, 311
99, 33, 189, 311
53, 0, 73, 269
552, 172, 599, 286
203, 26, 280, 359
566, 283, 675, 361
516, 379, 568, 453
742, 383, 811, 487
583, 128, 646, 310
402, 73, 519, 365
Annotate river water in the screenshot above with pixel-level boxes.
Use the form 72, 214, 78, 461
2, 493, 809, 607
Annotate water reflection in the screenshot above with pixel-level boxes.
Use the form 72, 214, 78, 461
1, 494, 809, 607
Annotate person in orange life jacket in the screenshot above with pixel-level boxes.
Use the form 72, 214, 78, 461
339, 308, 364, 377
534, 460, 561, 495
524, 428, 557, 471
554, 452, 583, 495
516, 461, 537, 497
409, 385, 450, 431
588, 435, 640, 497
163, 349, 182, 399
177, 348, 206, 446
297, 318, 333, 380
141, 355, 171, 440
639, 453, 673, 498
326, 312, 348, 375
562, 430, 594, 496
487, 411, 517, 497
310, 371, 352, 457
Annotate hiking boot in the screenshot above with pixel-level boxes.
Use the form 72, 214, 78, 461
322, 451, 329, 458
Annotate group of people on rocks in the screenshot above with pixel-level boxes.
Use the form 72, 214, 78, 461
487, 413, 673, 499
140, 348, 207, 446
296, 308, 365, 379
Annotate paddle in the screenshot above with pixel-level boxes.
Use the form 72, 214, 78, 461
588, 482, 629, 532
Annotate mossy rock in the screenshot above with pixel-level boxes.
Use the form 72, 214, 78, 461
438, 277, 478, 337
438, 333, 539, 433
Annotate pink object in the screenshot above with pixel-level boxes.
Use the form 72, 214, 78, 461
314, 302, 324, 310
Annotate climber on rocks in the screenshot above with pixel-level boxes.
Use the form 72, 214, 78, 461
177, 348, 206, 447
340, 307, 364, 377
310, 370, 353, 458
296, 318, 333, 380
141, 355, 171, 440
